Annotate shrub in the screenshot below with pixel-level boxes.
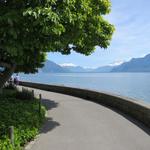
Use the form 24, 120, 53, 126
15, 88, 34, 101
0, 90, 46, 150
0, 89, 16, 98
4, 84, 16, 90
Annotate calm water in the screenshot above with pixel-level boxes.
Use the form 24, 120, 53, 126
20, 73, 150, 104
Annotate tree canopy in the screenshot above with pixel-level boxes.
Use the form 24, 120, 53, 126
0, 0, 114, 87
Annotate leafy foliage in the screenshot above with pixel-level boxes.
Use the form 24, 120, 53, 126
0, 89, 46, 150
15, 88, 34, 101
0, 0, 114, 73
4, 84, 16, 90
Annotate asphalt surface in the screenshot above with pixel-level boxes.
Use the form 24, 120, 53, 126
24, 88, 150, 150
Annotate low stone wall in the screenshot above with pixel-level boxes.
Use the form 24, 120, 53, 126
19, 81, 150, 129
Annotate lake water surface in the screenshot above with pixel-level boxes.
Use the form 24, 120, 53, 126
20, 73, 150, 104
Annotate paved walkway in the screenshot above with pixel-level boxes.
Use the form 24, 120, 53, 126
25, 88, 150, 150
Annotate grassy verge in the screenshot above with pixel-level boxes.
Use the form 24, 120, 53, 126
0, 87, 46, 150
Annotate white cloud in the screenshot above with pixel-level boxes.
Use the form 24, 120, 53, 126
48, 0, 150, 68
109, 60, 124, 66
59, 63, 77, 67
83, 66, 97, 69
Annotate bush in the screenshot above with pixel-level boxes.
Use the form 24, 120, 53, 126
0, 89, 46, 150
0, 89, 16, 99
15, 88, 34, 101
4, 84, 16, 90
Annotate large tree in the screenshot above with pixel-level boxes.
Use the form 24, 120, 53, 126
0, 0, 114, 88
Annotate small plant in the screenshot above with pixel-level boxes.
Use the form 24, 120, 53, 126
0, 89, 16, 98
0, 90, 46, 150
15, 88, 34, 101
4, 84, 16, 90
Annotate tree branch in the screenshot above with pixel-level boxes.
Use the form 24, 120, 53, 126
0, 62, 12, 68
0, 63, 16, 88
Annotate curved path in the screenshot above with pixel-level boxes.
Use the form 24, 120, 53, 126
25, 88, 150, 150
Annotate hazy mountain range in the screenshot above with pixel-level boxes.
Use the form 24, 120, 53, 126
112, 54, 150, 72
41, 60, 70, 73
41, 54, 150, 73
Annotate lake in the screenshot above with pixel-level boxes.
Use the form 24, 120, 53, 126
20, 73, 150, 104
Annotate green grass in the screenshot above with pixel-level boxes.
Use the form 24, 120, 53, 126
0, 89, 46, 150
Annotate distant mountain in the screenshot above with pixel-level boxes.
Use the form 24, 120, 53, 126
41, 60, 70, 73
62, 66, 90, 73
112, 54, 150, 72
92, 66, 114, 73
63, 66, 85, 72
62, 65, 115, 73
39, 54, 150, 73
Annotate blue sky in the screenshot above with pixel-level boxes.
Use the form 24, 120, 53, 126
48, 0, 150, 68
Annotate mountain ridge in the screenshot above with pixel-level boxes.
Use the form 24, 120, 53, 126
112, 54, 150, 72
41, 60, 71, 73
41, 54, 150, 73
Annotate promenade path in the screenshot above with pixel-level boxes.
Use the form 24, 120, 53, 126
24, 88, 150, 150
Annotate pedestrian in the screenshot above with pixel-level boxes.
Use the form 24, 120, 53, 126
14, 74, 19, 86
9, 76, 13, 86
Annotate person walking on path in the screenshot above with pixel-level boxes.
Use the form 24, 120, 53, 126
9, 75, 14, 86
14, 74, 19, 86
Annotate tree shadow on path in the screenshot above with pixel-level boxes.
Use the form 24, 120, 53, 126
40, 117, 60, 134
40, 98, 60, 134
41, 98, 59, 110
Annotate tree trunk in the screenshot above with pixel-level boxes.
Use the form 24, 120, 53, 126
0, 62, 16, 89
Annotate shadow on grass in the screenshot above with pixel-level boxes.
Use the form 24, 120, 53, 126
40, 98, 60, 134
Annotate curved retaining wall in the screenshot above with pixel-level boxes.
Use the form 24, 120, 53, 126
19, 81, 150, 128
